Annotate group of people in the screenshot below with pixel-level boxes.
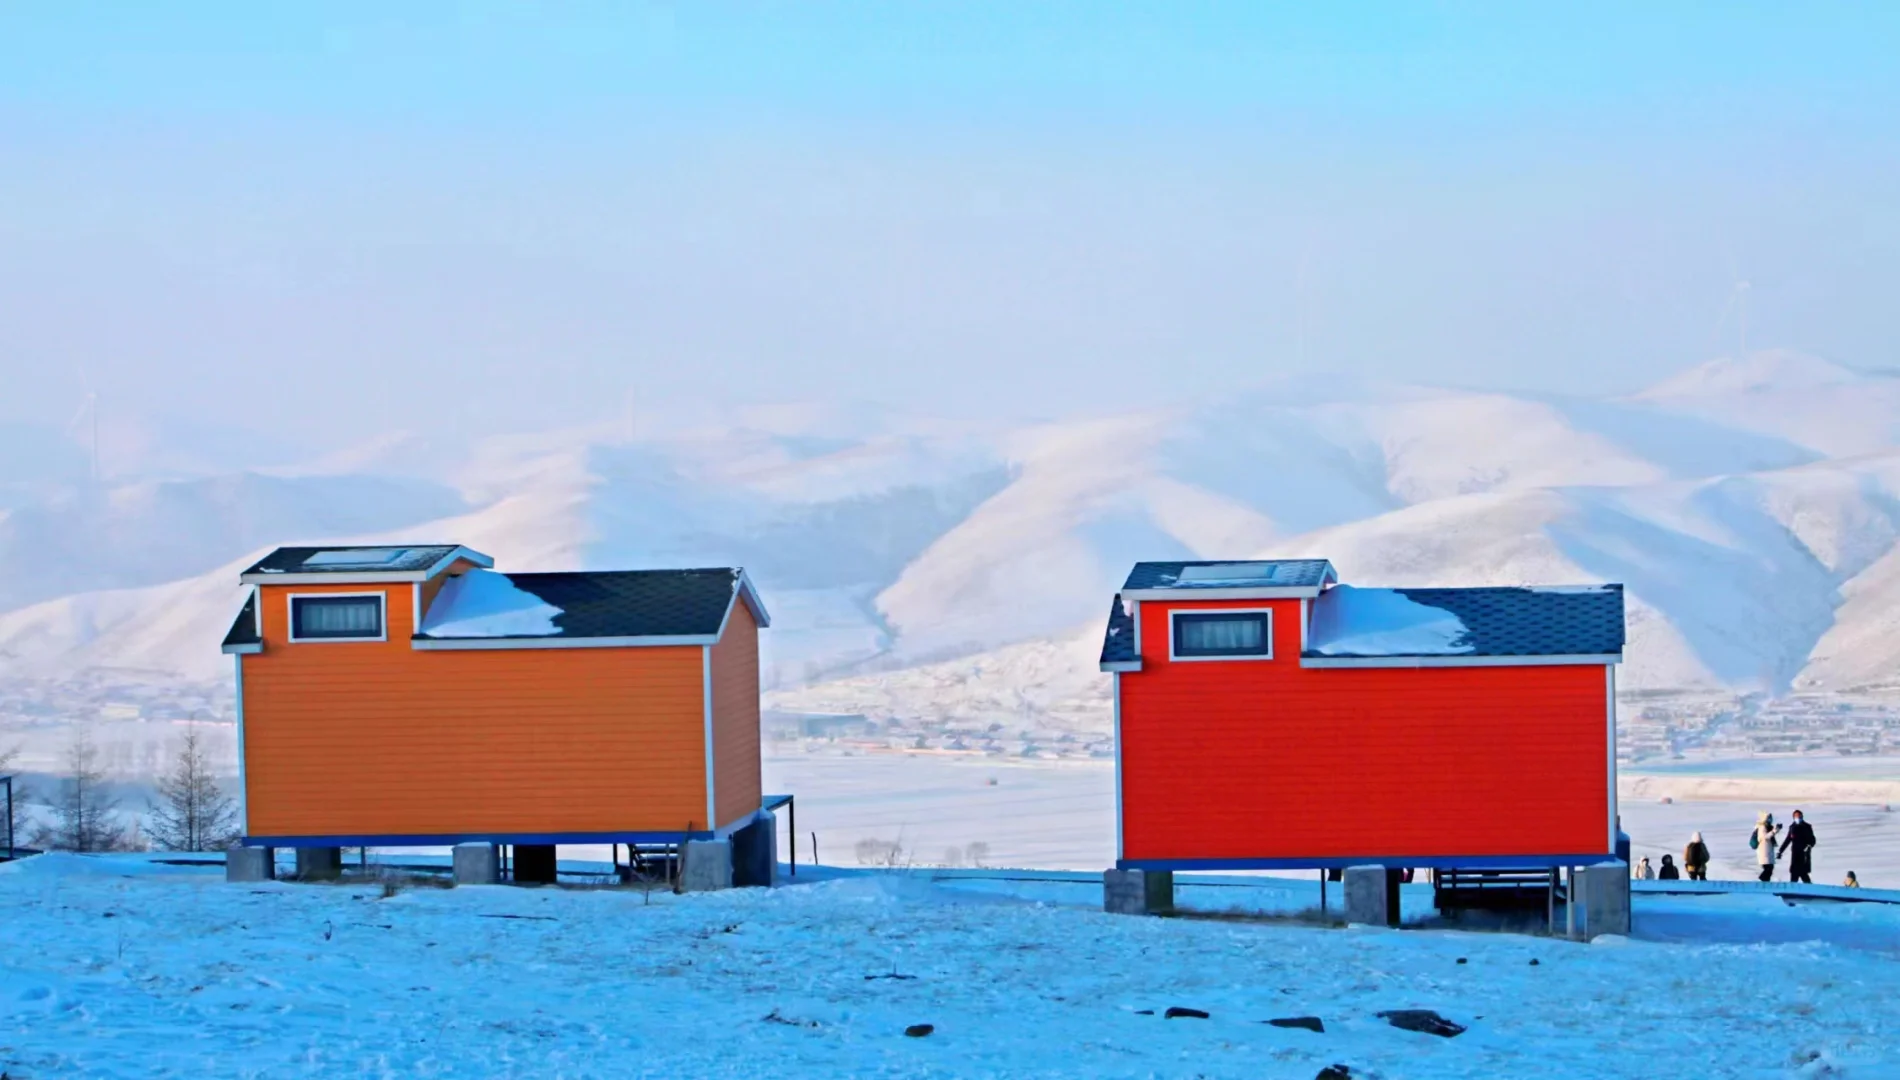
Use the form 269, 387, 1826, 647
1632, 810, 1860, 888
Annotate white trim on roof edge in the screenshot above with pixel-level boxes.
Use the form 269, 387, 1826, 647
711, 569, 772, 639
221, 643, 263, 656
412, 633, 719, 651
423, 546, 494, 579
1121, 586, 1325, 601
734, 569, 770, 628
1300, 652, 1622, 669
1099, 660, 1142, 673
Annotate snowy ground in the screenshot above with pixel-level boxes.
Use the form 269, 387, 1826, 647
4, 854, 1899, 1079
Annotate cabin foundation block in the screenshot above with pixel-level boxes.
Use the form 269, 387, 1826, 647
1570, 862, 1631, 939
453, 843, 500, 886
1344, 865, 1401, 926
731, 813, 777, 888
682, 839, 734, 892
226, 845, 275, 883
293, 846, 343, 882
1103, 869, 1174, 915
513, 844, 558, 885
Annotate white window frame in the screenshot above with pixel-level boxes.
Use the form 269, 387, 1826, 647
1168, 607, 1275, 663
286, 591, 389, 644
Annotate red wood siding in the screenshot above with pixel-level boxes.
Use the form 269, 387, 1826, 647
241, 582, 709, 838
1119, 597, 1611, 862
709, 601, 763, 830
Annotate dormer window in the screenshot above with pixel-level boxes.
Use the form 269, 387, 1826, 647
1170, 609, 1272, 660
289, 594, 386, 642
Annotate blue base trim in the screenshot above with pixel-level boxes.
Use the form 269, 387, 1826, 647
244, 830, 715, 849
1118, 853, 1619, 872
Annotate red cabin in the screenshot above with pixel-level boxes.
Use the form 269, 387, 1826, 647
1099, 560, 1625, 872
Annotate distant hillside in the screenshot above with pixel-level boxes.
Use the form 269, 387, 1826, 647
6, 351, 1900, 728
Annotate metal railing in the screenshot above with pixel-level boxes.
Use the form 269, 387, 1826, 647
2, 774, 15, 860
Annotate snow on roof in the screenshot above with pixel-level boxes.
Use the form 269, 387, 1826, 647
1306, 585, 1473, 657
419, 569, 563, 638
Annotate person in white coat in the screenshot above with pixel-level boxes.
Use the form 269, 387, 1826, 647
1633, 856, 1654, 880
1750, 812, 1781, 883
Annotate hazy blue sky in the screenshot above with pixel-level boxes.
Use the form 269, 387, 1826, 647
3, 3, 1897, 454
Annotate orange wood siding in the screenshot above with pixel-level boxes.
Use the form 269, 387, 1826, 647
1119, 598, 1611, 862
709, 601, 763, 829
241, 582, 710, 838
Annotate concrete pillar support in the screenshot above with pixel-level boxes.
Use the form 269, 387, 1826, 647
1571, 862, 1631, 939
226, 845, 275, 883
1103, 868, 1174, 915
294, 846, 342, 882
1344, 865, 1401, 927
453, 843, 500, 886
681, 839, 734, 892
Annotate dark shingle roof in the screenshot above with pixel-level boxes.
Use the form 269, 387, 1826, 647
244, 545, 461, 576
417, 569, 745, 640
221, 592, 260, 650
1306, 585, 1625, 659
1099, 596, 1137, 666
1123, 559, 1334, 591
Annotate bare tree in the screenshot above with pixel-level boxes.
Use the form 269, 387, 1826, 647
146, 729, 240, 851
854, 837, 905, 866
32, 732, 131, 852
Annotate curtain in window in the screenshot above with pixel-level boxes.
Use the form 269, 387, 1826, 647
299, 599, 380, 635
1180, 616, 1264, 652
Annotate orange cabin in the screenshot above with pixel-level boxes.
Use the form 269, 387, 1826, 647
1099, 560, 1626, 871
220, 544, 769, 847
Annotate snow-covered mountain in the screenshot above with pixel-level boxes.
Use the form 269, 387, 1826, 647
0, 472, 469, 612
7, 351, 1900, 728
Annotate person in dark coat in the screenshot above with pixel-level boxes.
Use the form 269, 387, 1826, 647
1780, 809, 1817, 884
1657, 854, 1681, 880
1683, 831, 1711, 881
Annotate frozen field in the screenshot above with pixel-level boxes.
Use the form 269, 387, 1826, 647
758, 752, 1900, 886
3, 853, 1899, 1079
761, 752, 1116, 871
1633, 757, 1900, 781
